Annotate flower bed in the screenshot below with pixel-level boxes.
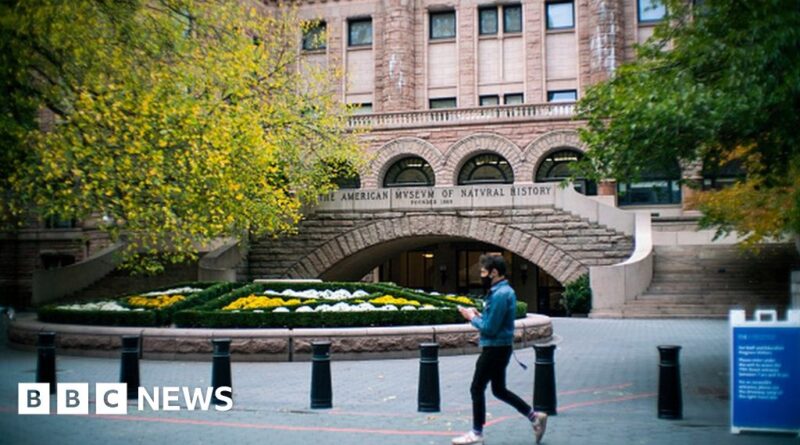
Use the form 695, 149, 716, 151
173, 282, 527, 329
36, 280, 528, 329
37, 282, 244, 327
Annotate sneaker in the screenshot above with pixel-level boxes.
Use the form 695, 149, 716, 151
532, 412, 548, 444
452, 430, 484, 445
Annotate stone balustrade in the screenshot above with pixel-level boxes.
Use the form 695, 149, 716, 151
347, 102, 576, 129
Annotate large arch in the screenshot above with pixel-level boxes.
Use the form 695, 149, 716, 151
442, 133, 523, 185
286, 214, 588, 284
524, 130, 587, 181
362, 137, 445, 188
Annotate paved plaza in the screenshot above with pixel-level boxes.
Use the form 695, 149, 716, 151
0, 315, 796, 445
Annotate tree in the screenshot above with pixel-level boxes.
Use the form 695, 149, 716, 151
0, 0, 364, 272
575, 0, 800, 248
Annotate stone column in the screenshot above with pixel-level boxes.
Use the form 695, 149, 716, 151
581, 0, 626, 87
456, 3, 476, 108
378, 0, 416, 112
524, 0, 545, 103
327, 17, 345, 100
681, 159, 703, 211
598, 179, 618, 206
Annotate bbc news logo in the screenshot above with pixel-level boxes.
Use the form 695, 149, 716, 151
18, 383, 233, 415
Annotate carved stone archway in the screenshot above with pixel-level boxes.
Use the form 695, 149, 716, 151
442, 134, 524, 185
524, 130, 587, 181
286, 214, 588, 285
362, 138, 444, 188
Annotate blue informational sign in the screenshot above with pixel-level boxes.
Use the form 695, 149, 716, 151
730, 310, 800, 435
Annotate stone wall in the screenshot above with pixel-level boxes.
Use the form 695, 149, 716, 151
244, 207, 633, 284
8, 313, 553, 361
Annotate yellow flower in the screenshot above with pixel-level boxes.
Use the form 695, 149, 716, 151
222, 295, 303, 311
127, 294, 186, 309
369, 295, 421, 306
444, 295, 473, 305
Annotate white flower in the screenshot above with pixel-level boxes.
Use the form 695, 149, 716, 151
355, 303, 377, 311
352, 290, 370, 298
331, 302, 352, 312
330, 289, 352, 300
253, 309, 265, 313
400, 305, 417, 311
272, 307, 289, 313
56, 301, 130, 311
381, 305, 398, 311
314, 304, 332, 312
296, 306, 313, 313
139, 287, 202, 297
420, 305, 439, 311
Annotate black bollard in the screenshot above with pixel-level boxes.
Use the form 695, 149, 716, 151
418, 343, 441, 412
211, 338, 233, 405
533, 344, 557, 415
36, 332, 57, 394
310, 341, 332, 409
657, 345, 682, 419
120, 335, 140, 399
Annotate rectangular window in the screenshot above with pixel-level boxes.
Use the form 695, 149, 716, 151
504, 93, 524, 105
429, 98, 457, 109
618, 180, 681, 205
479, 95, 499, 106
302, 21, 326, 51
479, 7, 498, 35
638, 0, 666, 23
348, 18, 373, 47
503, 4, 522, 33
547, 90, 577, 102
430, 11, 456, 39
350, 103, 373, 115
546, 2, 574, 30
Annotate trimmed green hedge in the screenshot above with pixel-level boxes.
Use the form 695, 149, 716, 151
173, 281, 527, 329
37, 281, 529, 329
174, 306, 464, 328
38, 282, 245, 327
37, 307, 159, 327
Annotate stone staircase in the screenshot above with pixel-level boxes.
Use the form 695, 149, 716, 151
610, 244, 797, 318
66, 261, 199, 302
244, 207, 634, 280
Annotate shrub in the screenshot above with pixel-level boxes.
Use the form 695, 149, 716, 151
560, 274, 591, 316
174, 282, 528, 329
38, 282, 244, 326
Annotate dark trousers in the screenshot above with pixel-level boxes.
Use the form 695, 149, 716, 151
471, 345, 531, 431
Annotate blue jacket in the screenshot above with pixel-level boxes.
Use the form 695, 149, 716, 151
470, 279, 516, 347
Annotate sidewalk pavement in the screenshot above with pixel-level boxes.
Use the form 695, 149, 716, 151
0, 316, 797, 445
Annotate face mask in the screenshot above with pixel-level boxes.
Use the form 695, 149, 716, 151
481, 275, 493, 293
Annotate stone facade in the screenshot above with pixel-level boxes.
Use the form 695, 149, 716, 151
245, 208, 633, 285
0, 0, 684, 308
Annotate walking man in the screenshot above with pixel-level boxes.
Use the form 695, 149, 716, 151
453, 254, 548, 444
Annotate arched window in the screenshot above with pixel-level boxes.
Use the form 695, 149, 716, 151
535, 149, 596, 195
383, 156, 435, 187
617, 161, 682, 206
457, 153, 514, 185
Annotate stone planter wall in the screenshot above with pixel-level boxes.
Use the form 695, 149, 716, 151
7, 313, 552, 361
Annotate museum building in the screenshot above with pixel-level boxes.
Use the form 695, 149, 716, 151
1, 0, 795, 317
